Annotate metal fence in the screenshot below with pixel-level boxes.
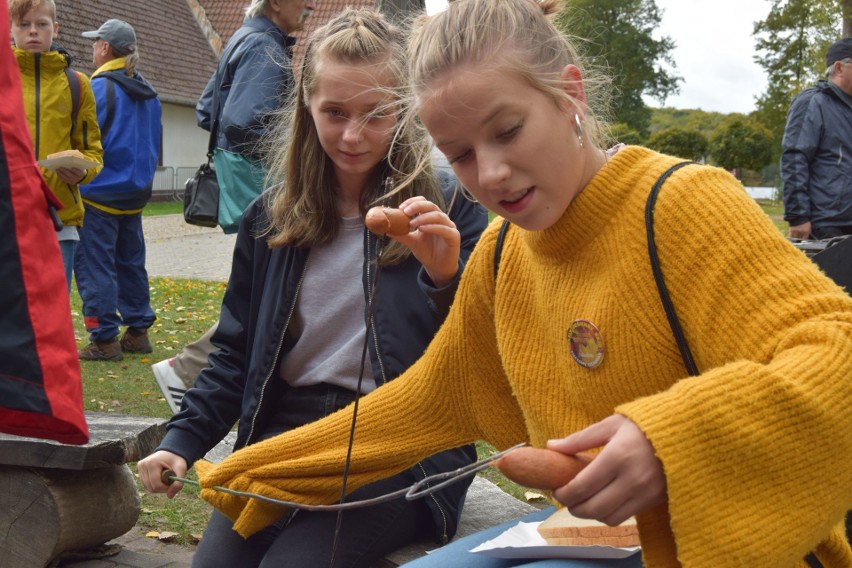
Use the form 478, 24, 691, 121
151, 166, 199, 201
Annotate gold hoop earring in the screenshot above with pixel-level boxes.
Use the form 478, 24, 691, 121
574, 114, 585, 149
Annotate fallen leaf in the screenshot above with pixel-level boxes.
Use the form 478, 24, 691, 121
158, 531, 178, 542
145, 531, 159, 539
524, 491, 547, 501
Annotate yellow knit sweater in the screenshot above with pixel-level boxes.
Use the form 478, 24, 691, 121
198, 146, 852, 567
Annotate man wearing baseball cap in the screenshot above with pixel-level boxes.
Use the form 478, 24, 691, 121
781, 38, 852, 240
75, 19, 162, 362
81, 18, 136, 53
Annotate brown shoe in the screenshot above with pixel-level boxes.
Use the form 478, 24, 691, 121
120, 328, 152, 354
79, 339, 123, 361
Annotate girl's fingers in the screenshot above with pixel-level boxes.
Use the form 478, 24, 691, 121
547, 415, 621, 455
552, 450, 617, 508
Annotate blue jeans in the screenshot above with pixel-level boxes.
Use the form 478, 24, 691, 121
192, 383, 434, 568
74, 206, 155, 341
58, 239, 76, 291
404, 507, 643, 568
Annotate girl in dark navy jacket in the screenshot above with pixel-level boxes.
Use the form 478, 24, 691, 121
139, 9, 487, 568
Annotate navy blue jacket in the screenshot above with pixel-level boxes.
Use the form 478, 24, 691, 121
196, 17, 294, 160
158, 174, 488, 543
781, 80, 852, 229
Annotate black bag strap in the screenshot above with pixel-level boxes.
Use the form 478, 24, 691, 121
206, 30, 259, 161
644, 161, 699, 377
64, 67, 80, 138
493, 218, 512, 282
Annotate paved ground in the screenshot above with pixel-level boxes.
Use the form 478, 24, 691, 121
143, 214, 236, 283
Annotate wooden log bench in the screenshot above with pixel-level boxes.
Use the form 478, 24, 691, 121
0, 412, 168, 568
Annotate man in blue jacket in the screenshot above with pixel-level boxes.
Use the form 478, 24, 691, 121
781, 38, 852, 240
76, 19, 162, 361
196, 0, 314, 234
152, 0, 312, 409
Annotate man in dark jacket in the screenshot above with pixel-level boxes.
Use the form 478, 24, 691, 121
196, 0, 313, 234
781, 38, 852, 240
152, 0, 312, 408
76, 19, 162, 361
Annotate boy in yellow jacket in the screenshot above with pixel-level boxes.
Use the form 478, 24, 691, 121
10, 0, 103, 290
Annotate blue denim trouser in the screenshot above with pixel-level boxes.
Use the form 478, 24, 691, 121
74, 206, 155, 341
404, 507, 643, 568
192, 383, 434, 568
58, 239, 76, 292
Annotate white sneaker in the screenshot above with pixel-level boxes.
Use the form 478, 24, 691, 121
151, 358, 188, 414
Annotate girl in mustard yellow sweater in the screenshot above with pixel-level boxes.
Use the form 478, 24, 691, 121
139, 1, 852, 566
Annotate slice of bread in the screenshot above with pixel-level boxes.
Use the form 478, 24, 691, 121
46, 149, 84, 160
537, 507, 639, 547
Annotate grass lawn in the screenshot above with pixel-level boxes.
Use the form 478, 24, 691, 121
143, 199, 183, 217
756, 198, 787, 234
71, 277, 224, 543
69, 198, 785, 543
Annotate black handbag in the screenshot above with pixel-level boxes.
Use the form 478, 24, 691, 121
183, 157, 219, 228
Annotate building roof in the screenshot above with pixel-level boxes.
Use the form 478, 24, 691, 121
197, 1, 382, 63
55, 0, 218, 106
52, 0, 424, 107
188, 0, 243, 54
290, 1, 379, 66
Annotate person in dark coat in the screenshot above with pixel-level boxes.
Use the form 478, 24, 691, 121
781, 37, 852, 240
151, 0, 314, 407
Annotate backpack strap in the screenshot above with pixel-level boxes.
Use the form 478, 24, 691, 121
99, 79, 117, 141
645, 161, 699, 377
493, 218, 511, 282
64, 68, 81, 137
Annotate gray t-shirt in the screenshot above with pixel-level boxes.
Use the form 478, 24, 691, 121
279, 216, 374, 393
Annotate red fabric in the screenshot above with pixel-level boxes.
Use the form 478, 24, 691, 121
0, 1, 88, 444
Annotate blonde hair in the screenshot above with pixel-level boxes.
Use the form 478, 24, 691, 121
111, 45, 139, 76
406, 0, 609, 150
262, 8, 442, 265
9, 0, 56, 22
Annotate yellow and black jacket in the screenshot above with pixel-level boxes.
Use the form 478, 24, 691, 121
14, 45, 103, 227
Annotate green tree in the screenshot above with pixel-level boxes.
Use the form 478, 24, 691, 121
645, 126, 708, 161
845, 0, 852, 36
555, 0, 681, 137
649, 108, 726, 139
607, 122, 644, 145
709, 115, 774, 174
752, 0, 840, 160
